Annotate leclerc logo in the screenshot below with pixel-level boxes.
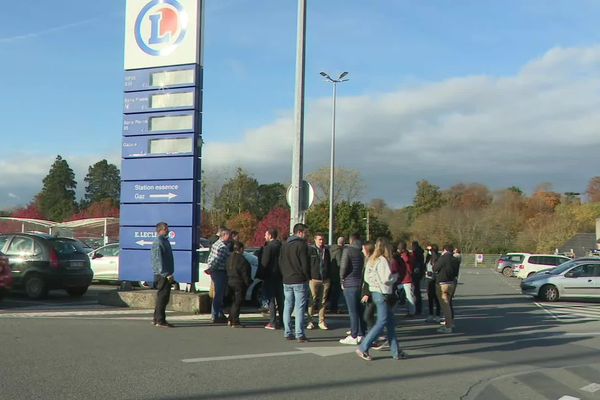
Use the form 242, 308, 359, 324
134, 0, 188, 57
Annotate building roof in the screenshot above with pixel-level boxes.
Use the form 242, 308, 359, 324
558, 233, 597, 258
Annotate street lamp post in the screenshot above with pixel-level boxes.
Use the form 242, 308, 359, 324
320, 71, 349, 245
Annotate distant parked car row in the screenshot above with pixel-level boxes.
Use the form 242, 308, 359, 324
496, 253, 571, 279
521, 258, 600, 301
496, 251, 600, 301
88, 242, 265, 306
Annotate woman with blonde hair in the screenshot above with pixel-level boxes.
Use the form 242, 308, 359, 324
356, 237, 407, 361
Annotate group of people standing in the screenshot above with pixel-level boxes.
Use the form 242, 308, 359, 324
151, 220, 461, 361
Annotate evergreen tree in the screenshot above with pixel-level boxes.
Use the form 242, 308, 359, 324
413, 180, 445, 217
38, 155, 77, 221
214, 167, 260, 219
82, 160, 121, 208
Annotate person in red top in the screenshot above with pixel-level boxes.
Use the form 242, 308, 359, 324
397, 241, 416, 316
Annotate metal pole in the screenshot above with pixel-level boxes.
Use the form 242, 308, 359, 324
328, 82, 337, 245
366, 209, 370, 242
290, 0, 307, 233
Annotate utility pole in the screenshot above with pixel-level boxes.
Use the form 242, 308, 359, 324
289, 0, 307, 232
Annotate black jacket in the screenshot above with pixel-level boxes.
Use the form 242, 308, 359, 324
279, 236, 311, 284
329, 244, 345, 282
433, 252, 458, 283
310, 245, 331, 281
340, 242, 364, 288
226, 252, 252, 287
260, 239, 282, 281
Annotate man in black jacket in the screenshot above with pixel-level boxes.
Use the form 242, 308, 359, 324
307, 233, 332, 330
261, 228, 283, 330
433, 244, 459, 333
279, 223, 311, 342
328, 236, 345, 313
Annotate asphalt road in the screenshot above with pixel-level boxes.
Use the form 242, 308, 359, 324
1, 268, 599, 400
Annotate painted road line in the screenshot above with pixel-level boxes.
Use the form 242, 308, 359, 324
182, 346, 360, 363
580, 383, 600, 393
557, 396, 580, 400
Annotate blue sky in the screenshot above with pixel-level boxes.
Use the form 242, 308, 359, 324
1, 0, 600, 209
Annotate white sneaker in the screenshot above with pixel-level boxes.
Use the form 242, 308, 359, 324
339, 335, 359, 345
345, 330, 351, 335
318, 321, 329, 330
357, 336, 364, 344
306, 322, 315, 330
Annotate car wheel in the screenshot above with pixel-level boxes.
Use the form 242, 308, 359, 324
25, 274, 48, 300
66, 287, 88, 297
541, 284, 559, 302
502, 267, 513, 277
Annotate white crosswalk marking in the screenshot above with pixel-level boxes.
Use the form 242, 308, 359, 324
534, 302, 600, 322
580, 383, 600, 393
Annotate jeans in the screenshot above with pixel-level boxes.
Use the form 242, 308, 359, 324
437, 282, 456, 328
328, 278, 342, 312
363, 302, 376, 331
358, 292, 400, 358
153, 275, 171, 324
343, 286, 365, 338
413, 277, 423, 314
308, 279, 331, 324
211, 270, 228, 320
402, 283, 416, 315
283, 283, 308, 339
427, 279, 441, 316
265, 278, 284, 326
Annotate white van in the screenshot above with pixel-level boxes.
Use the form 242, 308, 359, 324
514, 254, 571, 279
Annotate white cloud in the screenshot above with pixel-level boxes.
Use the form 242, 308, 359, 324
203, 45, 600, 206
2, 46, 600, 210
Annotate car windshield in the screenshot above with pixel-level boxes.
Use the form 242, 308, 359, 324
548, 259, 578, 275
50, 239, 86, 255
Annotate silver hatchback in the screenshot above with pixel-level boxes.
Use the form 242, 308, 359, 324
520, 258, 600, 301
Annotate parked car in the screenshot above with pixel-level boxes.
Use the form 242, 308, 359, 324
496, 253, 527, 277
0, 233, 93, 299
513, 254, 571, 279
520, 258, 600, 301
195, 246, 263, 305
0, 250, 13, 300
89, 243, 120, 281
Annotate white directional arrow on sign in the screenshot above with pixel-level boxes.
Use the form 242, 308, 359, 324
136, 240, 176, 247
181, 346, 357, 363
148, 193, 178, 201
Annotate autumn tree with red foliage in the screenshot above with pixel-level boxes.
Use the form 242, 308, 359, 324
71, 199, 120, 220
252, 208, 290, 247
227, 212, 258, 245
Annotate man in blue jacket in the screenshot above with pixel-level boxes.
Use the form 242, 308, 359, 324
152, 222, 174, 328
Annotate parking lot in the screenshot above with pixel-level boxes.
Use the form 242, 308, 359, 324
1, 268, 599, 400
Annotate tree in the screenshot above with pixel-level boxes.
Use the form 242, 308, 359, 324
71, 199, 120, 219
413, 180, 445, 217
306, 167, 365, 204
37, 155, 77, 222
252, 207, 290, 247
256, 183, 287, 219
444, 183, 492, 210
586, 177, 600, 203
226, 212, 258, 244
82, 160, 120, 208
12, 197, 45, 219
306, 201, 391, 243
214, 167, 260, 219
